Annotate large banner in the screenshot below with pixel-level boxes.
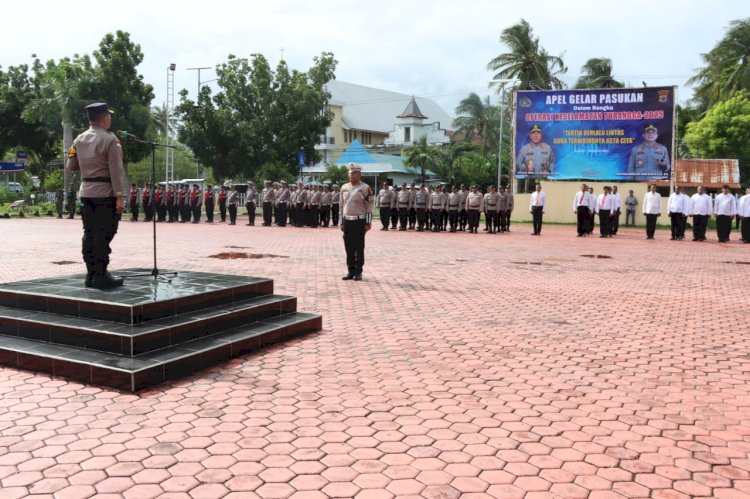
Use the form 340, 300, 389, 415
514, 86, 675, 181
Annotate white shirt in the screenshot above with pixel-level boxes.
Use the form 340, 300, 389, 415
714, 193, 737, 216
611, 192, 622, 210
689, 193, 712, 216
667, 192, 689, 215
595, 193, 615, 212
740, 194, 750, 218
642, 192, 661, 215
529, 191, 546, 211
573, 191, 591, 211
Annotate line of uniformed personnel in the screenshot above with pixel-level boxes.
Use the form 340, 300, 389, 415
376, 183, 515, 234
125, 180, 344, 228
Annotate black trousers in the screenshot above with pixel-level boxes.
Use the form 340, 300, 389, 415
430, 209, 442, 231
416, 208, 427, 230
611, 210, 620, 234
645, 214, 658, 238
379, 207, 391, 229
467, 209, 480, 229
670, 213, 687, 238
309, 206, 320, 227
228, 204, 237, 224
219, 201, 226, 222
692, 214, 708, 240
262, 202, 273, 226
81, 197, 120, 268
246, 202, 255, 225
343, 218, 366, 276
576, 206, 589, 235
289, 205, 296, 226
742, 217, 750, 243
277, 203, 288, 226
449, 210, 458, 230
130, 204, 139, 221
390, 207, 398, 228
485, 210, 497, 232
320, 205, 330, 227
295, 203, 305, 227
332, 204, 340, 226
179, 203, 190, 222
599, 209, 611, 236
716, 215, 732, 242
205, 202, 214, 222
409, 208, 416, 228
398, 208, 409, 229
191, 204, 201, 222
459, 209, 467, 229
143, 203, 153, 221
531, 206, 543, 234
156, 204, 166, 222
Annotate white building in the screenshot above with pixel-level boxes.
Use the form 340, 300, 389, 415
384, 97, 451, 147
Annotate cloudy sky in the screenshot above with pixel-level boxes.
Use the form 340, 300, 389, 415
3, 0, 745, 118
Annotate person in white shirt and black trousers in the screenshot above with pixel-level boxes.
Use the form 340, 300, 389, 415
739, 187, 750, 243
714, 184, 738, 243
667, 186, 690, 240
595, 186, 615, 238
529, 183, 546, 235
642, 184, 662, 239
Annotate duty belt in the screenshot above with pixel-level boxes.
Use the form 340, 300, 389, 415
449, 204, 458, 207
344, 215, 367, 220
83, 177, 111, 183
416, 203, 426, 207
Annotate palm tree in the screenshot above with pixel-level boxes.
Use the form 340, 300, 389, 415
487, 19, 567, 91
574, 58, 624, 89
453, 93, 499, 155
150, 103, 177, 138
403, 136, 441, 182
23, 58, 92, 191
688, 18, 750, 110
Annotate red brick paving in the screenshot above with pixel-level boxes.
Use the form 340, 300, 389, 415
1, 217, 750, 498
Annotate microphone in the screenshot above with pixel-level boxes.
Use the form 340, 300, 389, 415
116, 130, 138, 140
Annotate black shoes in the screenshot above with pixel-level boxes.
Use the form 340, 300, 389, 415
353, 274, 362, 281
342, 274, 362, 281
91, 271, 123, 290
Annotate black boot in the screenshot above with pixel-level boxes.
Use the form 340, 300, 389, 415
92, 264, 123, 290
84, 262, 95, 288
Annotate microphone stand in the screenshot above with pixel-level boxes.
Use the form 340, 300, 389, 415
121, 135, 178, 283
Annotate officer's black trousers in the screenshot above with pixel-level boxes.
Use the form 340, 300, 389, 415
692, 215, 708, 240
320, 206, 330, 227
246, 202, 255, 225
81, 197, 120, 268
611, 210, 620, 234
599, 209, 611, 236
295, 203, 305, 227
645, 214, 658, 238
449, 210, 458, 230
191, 205, 201, 222
204, 202, 214, 222
277, 203, 288, 226
430, 209, 441, 231
467, 209, 480, 230
416, 209, 427, 230
576, 207, 589, 235
531, 206, 543, 234
228, 204, 237, 224
459, 209, 467, 229
398, 208, 408, 230
219, 201, 226, 222
379, 207, 391, 230
716, 215, 732, 242
742, 217, 750, 243
485, 210, 497, 232
343, 219, 366, 276
262, 202, 273, 226
130, 204, 139, 221
409, 208, 416, 227
332, 204, 340, 226
390, 207, 398, 228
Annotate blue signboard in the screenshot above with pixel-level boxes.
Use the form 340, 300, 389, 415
0, 162, 25, 172
296, 151, 306, 169
514, 86, 675, 181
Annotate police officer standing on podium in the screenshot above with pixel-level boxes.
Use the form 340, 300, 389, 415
65, 103, 124, 289
340, 163, 373, 281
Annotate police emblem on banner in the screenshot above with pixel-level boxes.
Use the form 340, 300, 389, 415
658, 90, 670, 103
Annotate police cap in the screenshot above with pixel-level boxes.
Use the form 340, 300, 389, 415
85, 102, 114, 121
529, 124, 542, 134
644, 124, 658, 133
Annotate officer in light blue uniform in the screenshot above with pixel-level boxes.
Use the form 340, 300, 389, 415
516, 124, 555, 178
627, 124, 670, 180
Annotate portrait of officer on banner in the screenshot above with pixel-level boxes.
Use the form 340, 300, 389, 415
515, 124, 555, 178
627, 124, 670, 180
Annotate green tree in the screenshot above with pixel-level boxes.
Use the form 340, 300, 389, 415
150, 103, 176, 139
688, 18, 750, 110
487, 19, 567, 91
21, 56, 93, 191
453, 93, 499, 155
176, 52, 337, 180
254, 161, 297, 185
403, 136, 442, 182
89, 31, 155, 167
454, 151, 497, 189
683, 91, 750, 182
322, 162, 348, 185
574, 58, 624, 89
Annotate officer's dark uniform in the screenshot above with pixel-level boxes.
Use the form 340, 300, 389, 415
55, 188, 64, 218
65, 103, 124, 289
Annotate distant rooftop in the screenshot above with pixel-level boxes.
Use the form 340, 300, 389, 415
324, 80, 453, 133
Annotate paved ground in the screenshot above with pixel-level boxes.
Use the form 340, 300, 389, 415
1, 217, 749, 499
